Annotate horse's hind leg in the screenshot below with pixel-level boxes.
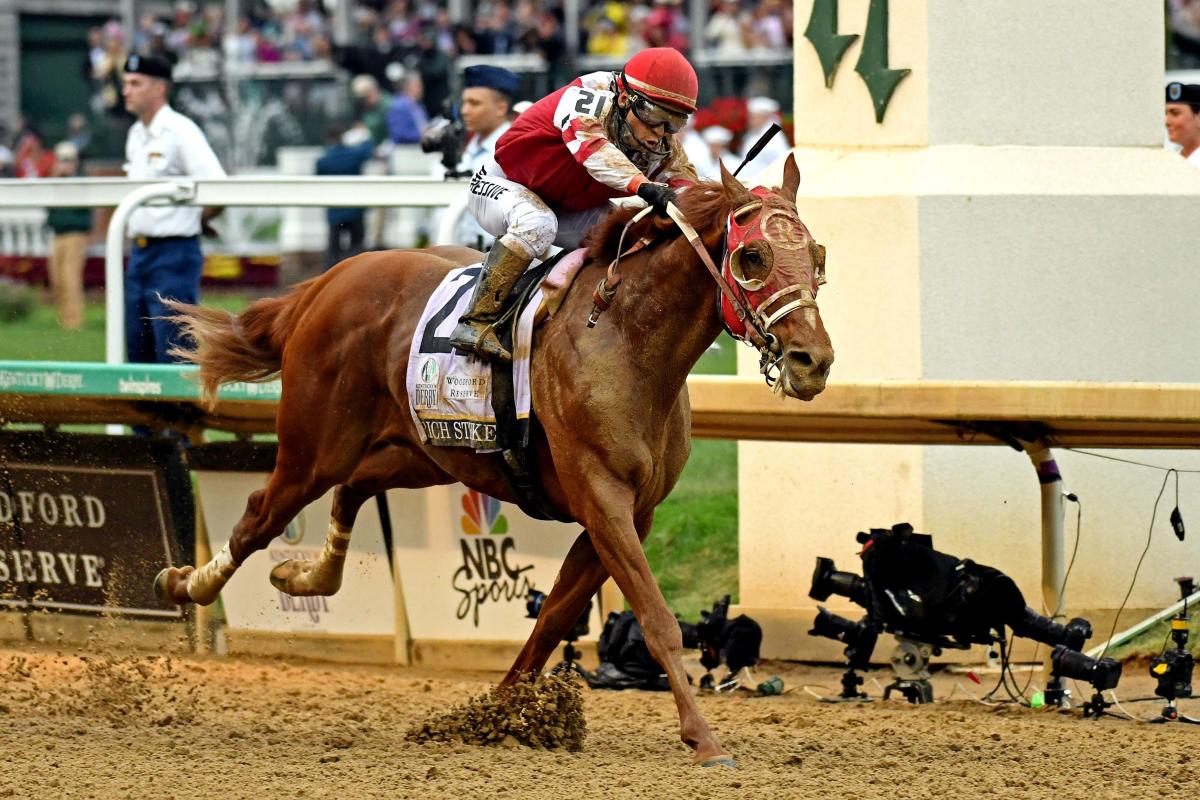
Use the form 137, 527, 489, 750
270, 444, 451, 596
500, 530, 609, 685
156, 450, 347, 606
155, 375, 378, 605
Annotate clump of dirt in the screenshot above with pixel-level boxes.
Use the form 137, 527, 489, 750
405, 672, 586, 751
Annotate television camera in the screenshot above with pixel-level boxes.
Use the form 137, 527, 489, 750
680, 595, 767, 693
420, 98, 470, 179
808, 523, 1123, 708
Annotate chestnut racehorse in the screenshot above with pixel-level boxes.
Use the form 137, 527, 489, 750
157, 157, 833, 767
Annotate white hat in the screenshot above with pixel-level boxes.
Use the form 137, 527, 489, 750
513, 100, 533, 115
747, 96, 780, 115
351, 74, 378, 98
701, 126, 733, 146
54, 141, 79, 161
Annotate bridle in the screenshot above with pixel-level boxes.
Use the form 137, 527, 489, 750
587, 190, 825, 387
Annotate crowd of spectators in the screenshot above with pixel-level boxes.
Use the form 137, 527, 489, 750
88, 0, 790, 79
1170, 0, 1200, 68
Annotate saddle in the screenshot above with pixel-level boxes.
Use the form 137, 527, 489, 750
408, 248, 589, 523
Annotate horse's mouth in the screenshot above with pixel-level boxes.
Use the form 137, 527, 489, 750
781, 371, 826, 402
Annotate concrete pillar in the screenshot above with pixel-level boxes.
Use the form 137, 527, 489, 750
736, 0, 1200, 660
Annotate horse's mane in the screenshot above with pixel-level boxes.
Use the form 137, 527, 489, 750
583, 180, 732, 265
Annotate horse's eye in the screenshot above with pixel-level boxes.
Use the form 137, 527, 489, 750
745, 250, 760, 264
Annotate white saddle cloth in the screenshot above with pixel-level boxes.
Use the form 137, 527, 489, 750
406, 264, 540, 451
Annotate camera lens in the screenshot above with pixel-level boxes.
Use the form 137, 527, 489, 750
809, 558, 868, 606
809, 607, 860, 642
1051, 644, 1122, 691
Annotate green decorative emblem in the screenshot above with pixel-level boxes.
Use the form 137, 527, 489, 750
855, 0, 911, 123
803, 0, 911, 124
803, 0, 858, 89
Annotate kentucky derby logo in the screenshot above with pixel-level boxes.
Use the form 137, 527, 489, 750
460, 489, 508, 535
453, 489, 532, 626
280, 514, 305, 545
415, 357, 439, 410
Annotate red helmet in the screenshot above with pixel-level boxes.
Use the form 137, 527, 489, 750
621, 47, 698, 114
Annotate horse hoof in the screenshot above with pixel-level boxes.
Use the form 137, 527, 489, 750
153, 568, 171, 604
698, 755, 737, 769
269, 560, 294, 592
154, 566, 194, 606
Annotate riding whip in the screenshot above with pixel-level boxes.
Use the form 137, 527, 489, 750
732, 123, 782, 178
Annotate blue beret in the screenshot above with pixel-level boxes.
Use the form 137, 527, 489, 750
124, 53, 173, 80
464, 65, 520, 98
1167, 82, 1200, 105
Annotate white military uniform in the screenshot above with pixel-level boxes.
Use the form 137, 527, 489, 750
455, 121, 511, 248
124, 104, 226, 237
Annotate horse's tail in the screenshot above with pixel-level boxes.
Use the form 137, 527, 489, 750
165, 278, 314, 406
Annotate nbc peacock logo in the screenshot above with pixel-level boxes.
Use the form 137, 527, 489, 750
460, 489, 508, 535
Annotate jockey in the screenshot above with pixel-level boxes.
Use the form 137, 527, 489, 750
450, 46, 700, 362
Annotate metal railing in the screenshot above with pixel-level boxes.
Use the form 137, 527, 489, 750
0, 176, 470, 363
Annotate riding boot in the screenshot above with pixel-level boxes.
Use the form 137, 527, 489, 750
449, 241, 532, 363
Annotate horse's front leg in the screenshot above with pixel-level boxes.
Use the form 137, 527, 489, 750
579, 478, 732, 767
501, 530, 609, 685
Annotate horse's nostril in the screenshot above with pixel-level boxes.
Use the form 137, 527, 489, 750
787, 349, 813, 369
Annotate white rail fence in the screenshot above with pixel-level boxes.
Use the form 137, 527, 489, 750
0, 175, 472, 363
0, 208, 49, 257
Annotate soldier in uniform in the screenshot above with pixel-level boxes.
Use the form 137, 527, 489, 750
455, 64, 521, 248
1165, 81, 1200, 167
121, 53, 225, 364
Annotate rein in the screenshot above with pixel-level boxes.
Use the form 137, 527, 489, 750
587, 199, 814, 387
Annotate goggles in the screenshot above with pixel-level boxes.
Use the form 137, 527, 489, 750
627, 90, 689, 134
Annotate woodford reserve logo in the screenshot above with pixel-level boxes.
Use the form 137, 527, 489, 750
0, 465, 181, 618
452, 489, 534, 626
0, 490, 108, 589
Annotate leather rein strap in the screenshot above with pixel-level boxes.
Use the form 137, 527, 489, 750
664, 202, 775, 353
586, 200, 810, 385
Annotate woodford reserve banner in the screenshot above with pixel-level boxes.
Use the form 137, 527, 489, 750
0, 432, 191, 618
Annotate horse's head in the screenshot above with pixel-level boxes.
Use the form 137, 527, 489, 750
712, 154, 833, 400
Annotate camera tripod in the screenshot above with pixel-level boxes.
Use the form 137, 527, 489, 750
882, 639, 935, 704
1148, 577, 1197, 724
549, 633, 591, 680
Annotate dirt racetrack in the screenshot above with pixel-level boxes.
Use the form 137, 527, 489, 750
0, 643, 1195, 800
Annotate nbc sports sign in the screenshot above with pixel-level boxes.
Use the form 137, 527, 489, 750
388, 485, 599, 643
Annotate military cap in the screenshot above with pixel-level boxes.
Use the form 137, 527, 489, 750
463, 65, 521, 99
124, 53, 173, 81
1166, 81, 1200, 105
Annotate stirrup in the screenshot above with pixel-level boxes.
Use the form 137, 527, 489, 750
450, 321, 512, 363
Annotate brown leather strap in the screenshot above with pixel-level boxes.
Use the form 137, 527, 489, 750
664, 202, 772, 350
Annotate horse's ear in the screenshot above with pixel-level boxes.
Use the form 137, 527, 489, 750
719, 161, 752, 204
780, 153, 801, 203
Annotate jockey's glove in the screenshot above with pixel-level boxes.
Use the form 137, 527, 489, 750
636, 181, 677, 217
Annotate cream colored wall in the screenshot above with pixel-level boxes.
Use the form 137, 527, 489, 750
926, 2, 1163, 146
735, 2, 1200, 660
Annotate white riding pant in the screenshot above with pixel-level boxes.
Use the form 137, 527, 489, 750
466, 160, 610, 260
